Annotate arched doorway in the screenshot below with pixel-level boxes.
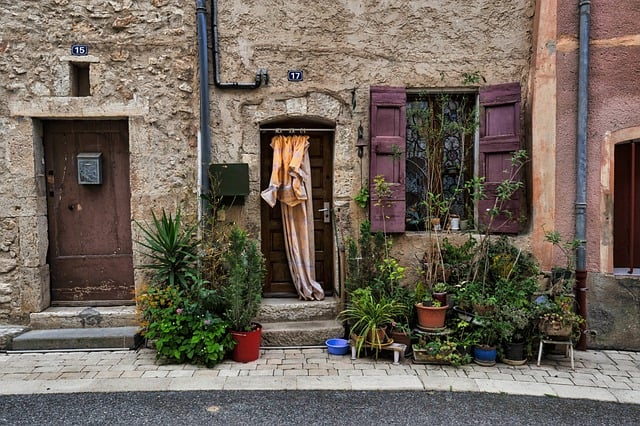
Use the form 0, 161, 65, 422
614, 139, 640, 273
259, 120, 335, 297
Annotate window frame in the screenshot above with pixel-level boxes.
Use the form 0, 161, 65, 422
369, 83, 523, 234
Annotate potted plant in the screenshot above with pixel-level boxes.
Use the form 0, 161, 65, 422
387, 284, 416, 356
413, 336, 469, 366
221, 225, 266, 362
431, 281, 449, 306
449, 317, 476, 361
543, 229, 581, 296
338, 287, 405, 357
414, 281, 449, 329
471, 315, 499, 366
535, 294, 584, 341
492, 273, 538, 363
136, 208, 235, 367
390, 321, 413, 355
494, 303, 534, 364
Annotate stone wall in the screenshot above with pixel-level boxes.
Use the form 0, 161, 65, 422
0, 1, 535, 321
211, 0, 535, 258
0, 0, 199, 321
588, 273, 640, 350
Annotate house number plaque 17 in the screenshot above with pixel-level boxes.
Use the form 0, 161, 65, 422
287, 70, 304, 81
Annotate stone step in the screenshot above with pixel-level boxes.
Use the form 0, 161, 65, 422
29, 306, 138, 329
261, 319, 344, 347
256, 298, 342, 323
10, 326, 140, 351
0, 326, 30, 350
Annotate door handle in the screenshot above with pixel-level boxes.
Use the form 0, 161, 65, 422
319, 202, 331, 224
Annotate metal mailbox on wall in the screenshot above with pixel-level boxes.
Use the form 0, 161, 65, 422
209, 163, 250, 203
77, 152, 103, 184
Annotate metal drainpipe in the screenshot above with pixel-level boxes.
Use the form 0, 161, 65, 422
196, 0, 211, 220
211, 0, 268, 88
575, 0, 591, 351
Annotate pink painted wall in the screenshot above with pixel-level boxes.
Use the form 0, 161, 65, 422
556, 1, 640, 272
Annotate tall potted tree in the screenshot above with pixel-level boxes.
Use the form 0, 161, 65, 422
221, 225, 266, 362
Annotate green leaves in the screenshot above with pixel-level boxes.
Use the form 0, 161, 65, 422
353, 187, 369, 209
141, 285, 235, 367
221, 225, 265, 331
338, 287, 405, 357
137, 208, 200, 291
136, 208, 237, 367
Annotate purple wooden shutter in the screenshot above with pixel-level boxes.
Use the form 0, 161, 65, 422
369, 86, 406, 233
478, 82, 522, 233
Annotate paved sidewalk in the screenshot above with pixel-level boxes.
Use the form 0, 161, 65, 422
1, 347, 639, 404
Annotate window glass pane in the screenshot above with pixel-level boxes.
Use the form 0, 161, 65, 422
406, 93, 476, 231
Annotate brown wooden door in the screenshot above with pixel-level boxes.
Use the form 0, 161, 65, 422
44, 120, 134, 304
260, 131, 334, 297
614, 141, 640, 270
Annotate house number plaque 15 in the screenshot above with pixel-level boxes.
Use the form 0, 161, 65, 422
71, 44, 89, 56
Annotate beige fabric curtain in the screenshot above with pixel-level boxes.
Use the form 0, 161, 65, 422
261, 135, 325, 301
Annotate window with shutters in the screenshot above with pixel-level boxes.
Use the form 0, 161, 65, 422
369, 83, 523, 234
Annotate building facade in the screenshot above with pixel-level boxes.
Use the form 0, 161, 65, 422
0, 1, 638, 350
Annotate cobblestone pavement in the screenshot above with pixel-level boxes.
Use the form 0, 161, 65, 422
1, 348, 639, 404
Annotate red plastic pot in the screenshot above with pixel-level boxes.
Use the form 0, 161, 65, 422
231, 323, 262, 363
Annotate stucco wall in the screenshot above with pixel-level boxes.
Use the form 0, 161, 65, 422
553, 1, 640, 349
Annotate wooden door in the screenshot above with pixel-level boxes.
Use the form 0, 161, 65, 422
261, 131, 334, 297
614, 141, 640, 270
44, 120, 134, 304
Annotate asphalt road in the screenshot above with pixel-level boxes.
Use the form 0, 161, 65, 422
1, 390, 638, 425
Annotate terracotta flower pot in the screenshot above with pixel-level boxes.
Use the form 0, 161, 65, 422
415, 303, 448, 329
390, 330, 412, 356
366, 327, 389, 346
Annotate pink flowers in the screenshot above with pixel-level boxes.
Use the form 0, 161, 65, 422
176, 308, 183, 314
204, 319, 211, 326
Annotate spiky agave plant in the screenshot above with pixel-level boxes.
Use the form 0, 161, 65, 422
137, 208, 200, 291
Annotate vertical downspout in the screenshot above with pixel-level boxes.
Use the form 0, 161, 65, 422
196, 0, 211, 220
630, 144, 637, 274
575, 0, 591, 350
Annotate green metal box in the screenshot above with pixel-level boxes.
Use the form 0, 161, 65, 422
209, 163, 250, 198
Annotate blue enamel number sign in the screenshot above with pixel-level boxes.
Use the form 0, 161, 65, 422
287, 70, 303, 82
71, 45, 89, 56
